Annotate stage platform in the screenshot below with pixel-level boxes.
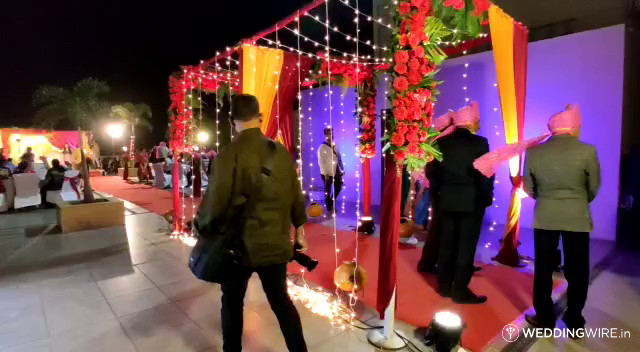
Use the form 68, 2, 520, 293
89, 176, 615, 351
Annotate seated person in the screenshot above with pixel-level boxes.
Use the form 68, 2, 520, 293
0, 157, 12, 178
5, 158, 16, 173
13, 160, 33, 174
39, 159, 67, 206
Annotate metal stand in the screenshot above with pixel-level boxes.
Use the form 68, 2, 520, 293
367, 289, 407, 350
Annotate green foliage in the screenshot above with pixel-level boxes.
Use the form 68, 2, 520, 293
111, 103, 152, 131
33, 78, 110, 131
216, 83, 232, 107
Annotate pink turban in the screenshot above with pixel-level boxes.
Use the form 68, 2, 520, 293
473, 104, 581, 177
453, 101, 480, 127
433, 111, 454, 131
548, 105, 581, 135
435, 102, 480, 141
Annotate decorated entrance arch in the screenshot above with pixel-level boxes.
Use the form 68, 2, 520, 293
167, 0, 529, 343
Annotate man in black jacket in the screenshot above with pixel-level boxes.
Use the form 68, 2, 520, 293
430, 103, 494, 304
197, 94, 308, 352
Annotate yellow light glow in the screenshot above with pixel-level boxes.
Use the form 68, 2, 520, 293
196, 131, 210, 143
106, 123, 124, 139
434, 311, 462, 329
286, 279, 352, 328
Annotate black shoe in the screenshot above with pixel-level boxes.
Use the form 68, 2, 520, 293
438, 286, 452, 298
525, 314, 556, 329
418, 264, 438, 274
452, 290, 487, 304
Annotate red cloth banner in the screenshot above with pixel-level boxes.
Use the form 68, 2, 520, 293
377, 155, 402, 317
362, 158, 372, 217
266, 52, 314, 153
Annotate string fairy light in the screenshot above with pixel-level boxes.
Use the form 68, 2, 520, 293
305, 12, 389, 53
296, 13, 305, 194
337, 0, 395, 31
226, 49, 234, 141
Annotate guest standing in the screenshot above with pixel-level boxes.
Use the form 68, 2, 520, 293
317, 127, 344, 214
196, 94, 308, 352
430, 103, 493, 304
523, 105, 600, 331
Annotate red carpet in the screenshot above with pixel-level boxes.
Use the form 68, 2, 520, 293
92, 176, 548, 351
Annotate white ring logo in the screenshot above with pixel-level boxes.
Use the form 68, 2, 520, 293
502, 324, 520, 342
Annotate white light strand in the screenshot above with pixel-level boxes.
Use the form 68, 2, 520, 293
305, 13, 389, 52
324, 0, 340, 299
226, 51, 234, 140
215, 60, 221, 152
283, 26, 386, 63
350, 0, 361, 311
463, 51, 470, 104
259, 35, 389, 66
337, 0, 394, 31
296, 13, 305, 194
275, 28, 282, 144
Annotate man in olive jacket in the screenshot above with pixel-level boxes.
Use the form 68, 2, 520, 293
523, 106, 601, 332
197, 94, 308, 352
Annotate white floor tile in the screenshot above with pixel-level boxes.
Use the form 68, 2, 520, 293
130, 321, 216, 352
44, 297, 116, 336
107, 287, 169, 317
119, 303, 191, 340
175, 292, 222, 321
137, 259, 193, 286
0, 307, 48, 350
158, 278, 217, 302
96, 267, 156, 299
50, 321, 135, 352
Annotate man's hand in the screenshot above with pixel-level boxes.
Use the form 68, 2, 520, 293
295, 227, 308, 252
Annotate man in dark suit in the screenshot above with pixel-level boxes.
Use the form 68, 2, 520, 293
430, 103, 494, 304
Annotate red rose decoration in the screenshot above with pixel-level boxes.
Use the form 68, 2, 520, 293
407, 143, 420, 155
413, 46, 425, 58
410, 0, 423, 7
394, 63, 408, 75
395, 51, 409, 63
398, 1, 412, 15
406, 130, 420, 143
409, 35, 423, 48
473, 0, 490, 16
399, 35, 409, 47
397, 123, 409, 135
394, 107, 409, 121
395, 150, 407, 162
393, 76, 409, 92
419, 130, 429, 142
409, 58, 421, 71
391, 132, 406, 147
408, 70, 422, 85
444, 0, 465, 10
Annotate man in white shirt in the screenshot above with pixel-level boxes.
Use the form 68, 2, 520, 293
317, 127, 344, 213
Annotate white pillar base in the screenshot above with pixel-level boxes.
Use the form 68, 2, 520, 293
366, 329, 407, 350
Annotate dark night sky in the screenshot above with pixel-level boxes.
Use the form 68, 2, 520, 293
0, 0, 371, 147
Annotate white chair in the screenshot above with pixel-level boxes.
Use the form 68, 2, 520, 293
0, 178, 15, 212
34, 163, 48, 180
13, 173, 41, 209
152, 163, 172, 189
149, 163, 156, 177
46, 170, 83, 203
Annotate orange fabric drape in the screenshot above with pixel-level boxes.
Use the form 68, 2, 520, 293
241, 45, 284, 134
489, 4, 529, 267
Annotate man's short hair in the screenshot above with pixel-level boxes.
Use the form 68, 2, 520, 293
51, 159, 60, 168
231, 94, 261, 122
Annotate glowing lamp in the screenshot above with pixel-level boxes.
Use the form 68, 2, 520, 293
357, 216, 375, 235
122, 146, 128, 152
106, 123, 124, 139
197, 130, 210, 143
333, 262, 368, 292
424, 311, 464, 352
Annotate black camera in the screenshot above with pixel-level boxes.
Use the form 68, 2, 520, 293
290, 243, 319, 272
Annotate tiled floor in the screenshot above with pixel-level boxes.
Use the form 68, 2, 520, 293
0, 200, 638, 352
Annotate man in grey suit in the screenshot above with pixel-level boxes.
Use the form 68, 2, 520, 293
522, 105, 601, 332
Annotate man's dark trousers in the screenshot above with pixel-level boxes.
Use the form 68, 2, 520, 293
533, 229, 589, 327
321, 173, 342, 213
221, 263, 307, 352
437, 210, 484, 294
